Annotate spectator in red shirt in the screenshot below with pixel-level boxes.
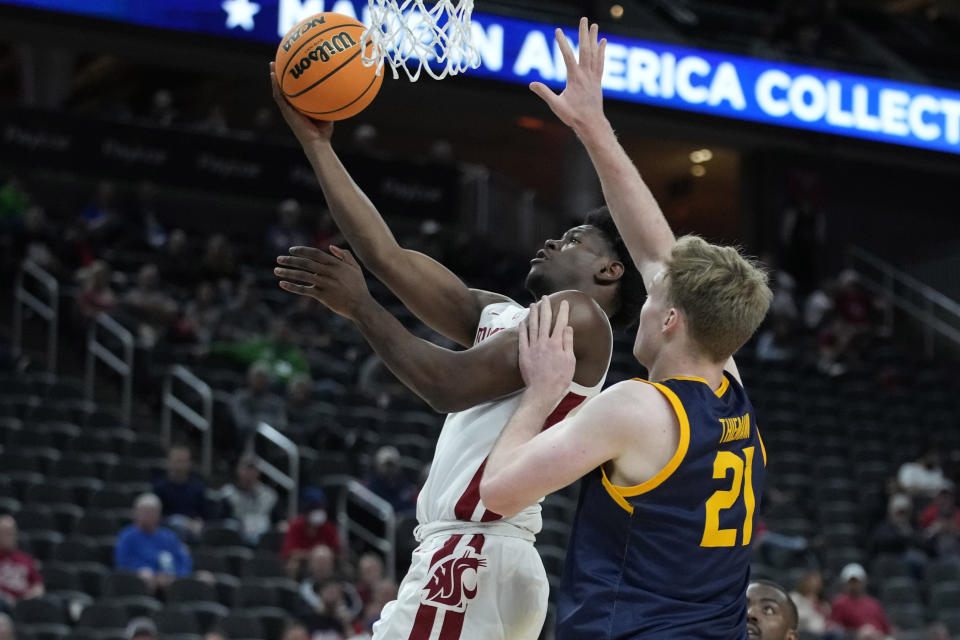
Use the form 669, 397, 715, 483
281, 489, 341, 579
0, 516, 43, 608
919, 482, 960, 556
829, 563, 892, 639
0, 612, 14, 640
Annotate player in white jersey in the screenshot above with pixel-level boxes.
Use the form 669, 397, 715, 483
269, 64, 645, 640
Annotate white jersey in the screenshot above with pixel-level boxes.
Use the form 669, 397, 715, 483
416, 300, 611, 535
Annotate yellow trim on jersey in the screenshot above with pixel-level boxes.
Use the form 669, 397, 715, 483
757, 428, 767, 466
597, 379, 690, 511
601, 467, 635, 515
665, 375, 730, 398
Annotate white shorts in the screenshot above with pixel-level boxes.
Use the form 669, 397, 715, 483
373, 530, 549, 640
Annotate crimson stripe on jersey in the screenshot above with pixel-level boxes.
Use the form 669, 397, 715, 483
437, 535, 486, 640
541, 391, 586, 431
453, 461, 491, 521
408, 535, 464, 640
455, 392, 587, 523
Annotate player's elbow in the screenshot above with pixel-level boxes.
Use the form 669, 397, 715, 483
479, 478, 523, 518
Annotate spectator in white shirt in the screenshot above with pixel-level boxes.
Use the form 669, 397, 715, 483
221, 456, 278, 544
898, 446, 947, 500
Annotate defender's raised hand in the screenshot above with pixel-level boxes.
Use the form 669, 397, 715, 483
530, 17, 607, 133
269, 61, 334, 146
519, 296, 576, 403
275, 245, 370, 320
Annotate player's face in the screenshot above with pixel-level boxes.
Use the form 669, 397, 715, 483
525, 225, 611, 297
633, 270, 668, 367
746, 584, 797, 640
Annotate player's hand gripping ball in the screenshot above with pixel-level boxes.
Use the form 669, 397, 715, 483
274, 12, 384, 121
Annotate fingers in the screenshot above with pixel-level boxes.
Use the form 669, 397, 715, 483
288, 246, 340, 265
329, 245, 358, 266
596, 38, 607, 76
275, 255, 322, 272
554, 28, 578, 76
538, 295, 553, 343
552, 299, 570, 344
527, 302, 539, 343
529, 82, 561, 111
518, 318, 529, 354
563, 325, 574, 353
578, 17, 591, 68
278, 281, 314, 296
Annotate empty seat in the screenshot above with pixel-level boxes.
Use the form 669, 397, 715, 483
872, 554, 911, 580
246, 606, 288, 640
101, 594, 162, 618
155, 608, 201, 635
880, 576, 921, 605
76, 602, 128, 632
16, 506, 57, 534
75, 513, 122, 539
219, 613, 265, 640
201, 525, 246, 548
41, 564, 80, 593
242, 553, 286, 579
166, 601, 229, 633
234, 582, 279, 609
886, 603, 925, 630
168, 577, 219, 604
50, 458, 99, 481
102, 571, 150, 598
13, 595, 68, 625
930, 581, 960, 616
213, 546, 254, 577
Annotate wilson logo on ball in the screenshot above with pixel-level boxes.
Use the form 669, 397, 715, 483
288, 32, 358, 79
281, 15, 327, 52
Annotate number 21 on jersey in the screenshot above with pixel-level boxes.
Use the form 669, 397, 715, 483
701, 446, 756, 547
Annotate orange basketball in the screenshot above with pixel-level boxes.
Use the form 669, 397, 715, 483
275, 13, 384, 121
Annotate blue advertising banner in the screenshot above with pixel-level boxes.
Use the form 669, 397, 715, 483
4, 0, 960, 154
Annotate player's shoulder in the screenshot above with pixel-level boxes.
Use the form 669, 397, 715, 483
582, 379, 676, 434
549, 289, 610, 331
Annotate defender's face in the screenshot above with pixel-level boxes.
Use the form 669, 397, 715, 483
525, 225, 611, 297
746, 583, 796, 640
633, 270, 668, 368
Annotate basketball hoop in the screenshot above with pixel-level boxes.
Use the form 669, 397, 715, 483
360, 0, 482, 81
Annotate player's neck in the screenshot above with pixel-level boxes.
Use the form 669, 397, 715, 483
647, 347, 725, 390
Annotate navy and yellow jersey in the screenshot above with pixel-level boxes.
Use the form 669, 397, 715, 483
556, 371, 767, 640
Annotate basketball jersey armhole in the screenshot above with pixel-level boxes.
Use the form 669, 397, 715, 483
600, 379, 691, 512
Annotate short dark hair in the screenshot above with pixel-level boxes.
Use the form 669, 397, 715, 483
750, 579, 798, 630
583, 206, 644, 331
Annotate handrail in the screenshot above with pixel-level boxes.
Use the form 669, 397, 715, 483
161, 365, 213, 476
252, 421, 299, 520
12, 259, 59, 374
85, 313, 134, 425
336, 479, 397, 581
847, 245, 960, 357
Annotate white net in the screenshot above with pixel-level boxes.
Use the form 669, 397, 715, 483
361, 0, 482, 81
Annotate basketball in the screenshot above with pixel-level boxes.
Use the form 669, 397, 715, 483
274, 12, 384, 121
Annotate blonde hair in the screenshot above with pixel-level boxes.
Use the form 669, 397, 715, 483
664, 236, 772, 362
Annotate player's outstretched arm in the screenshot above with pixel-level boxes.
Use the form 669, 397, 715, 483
270, 62, 497, 348
481, 297, 638, 516
531, 18, 675, 289
275, 248, 611, 413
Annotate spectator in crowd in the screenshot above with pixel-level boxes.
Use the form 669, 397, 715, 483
790, 569, 831, 636
363, 446, 417, 516
201, 234, 237, 283
132, 181, 167, 250
0, 613, 13, 640
15, 206, 61, 275
756, 314, 797, 363
266, 199, 311, 258
299, 545, 362, 621
75, 260, 117, 322
159, 229, 196, 289
924, 622, 950, 640
115, 493, 193, 593
153, 445, 208, 541
899, 445, 948, 500
354, 552, 385, 605
868, 493, 927, 575
919, 482, 960, 556
0, 175, 31, 223
304, 578, 353, 640
778, 172, 826, 294
122, 263, 179, 347
125, 617, 158, 640
181, 281, 223, 346
221, 455, 277, 544
217, 277, 272, 340
804, 277, 835, 332
746, 580, 798, 640
203, 632, 226, 640
284, 295, 334, 350
313, 209, 343, 249
81, 180, 122, 238
230, 361, 287, 443
282, 489, 341, 578
148, 89, 178, 126
281, 622, 311, 640
0, 516, 43, 609
213, 318, 309, 384
828, 563, 893, 639
358, 577, 398, 634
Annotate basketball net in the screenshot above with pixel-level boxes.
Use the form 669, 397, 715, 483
360, 0, 482, 81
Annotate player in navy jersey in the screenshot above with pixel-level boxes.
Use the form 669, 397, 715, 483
481, 18, 773, 639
